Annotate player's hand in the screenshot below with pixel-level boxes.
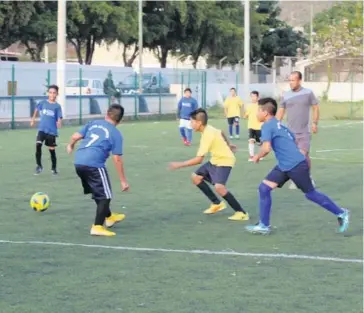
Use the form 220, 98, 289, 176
57, 120, 62, 128
252, 155, 260, 163
312, 123, 318, 134
229, 144, 237, 153
121, 181, 130, 192
66, 144, 73, 154
168, 162, 182, 170
30, 120, 35, 127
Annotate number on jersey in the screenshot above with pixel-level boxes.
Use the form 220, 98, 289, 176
85, 133, 100, 147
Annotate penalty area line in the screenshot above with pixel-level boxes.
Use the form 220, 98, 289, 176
0, 239, 362, 264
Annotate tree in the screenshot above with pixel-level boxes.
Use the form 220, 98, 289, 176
143, 1, 188, 68
0, 2, 34, 50
17, 1, 57, 62
67, 1, 129, 65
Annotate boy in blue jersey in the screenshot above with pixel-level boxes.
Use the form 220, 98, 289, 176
30, 85, 63, 175
177, 88, 198, 146
67, 104, 129, 237
245, 98, 349, 235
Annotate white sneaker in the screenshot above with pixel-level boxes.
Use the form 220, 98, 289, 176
288, 181, 298, 190
311, 177, 316, 187
229, 136, 233, 139
248, 157, 254, 162
235, 135, 240, 139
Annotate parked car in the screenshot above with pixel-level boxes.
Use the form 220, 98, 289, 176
116, 73, 170, 94
66, 78, 103, 95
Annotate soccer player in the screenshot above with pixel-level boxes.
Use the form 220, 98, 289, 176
67, 104, 129, 237
224, 87, 243, 139
169, 108, 249, 221
244, 91, 263, 161
245, 98, 349, 235
177, 88, 198, 146
276, 71, 319, 189
30, 85, 63, 175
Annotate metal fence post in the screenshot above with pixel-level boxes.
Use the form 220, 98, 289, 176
11, 64, 15, 129
158, 72, 162, 116
79, 67, 83, 125
134, 72, 138, 120
180, 72, 184, 98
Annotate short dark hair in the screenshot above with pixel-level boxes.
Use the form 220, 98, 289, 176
251, 90, 259, 97
184, 88, 192, 93
230, 87, 236, 91
258, 97, 278, 116
291, 71, 302, 80
48, 85, 59, 93
190, 108, 208, 125
107, 104, 124, 123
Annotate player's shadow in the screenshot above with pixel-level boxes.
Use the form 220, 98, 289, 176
342, 228, 363, 238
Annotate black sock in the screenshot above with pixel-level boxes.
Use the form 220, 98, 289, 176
36, 143, 42, 167
94, 199, 111, 225
197, 181, 220, 204
49, 149, 57, 170
223, 192, 246, 213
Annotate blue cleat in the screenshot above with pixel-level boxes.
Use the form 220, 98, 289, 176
245, 222, 271, 235
337, 209, 350, 233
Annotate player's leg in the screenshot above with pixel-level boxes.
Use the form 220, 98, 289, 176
246, 166, 289, 234
192, 163, 225, 214
35, 131, 45, 174
289, 161, 349, 233
248, 129, 256, 161
227, 118, 234, 139
45, 134, 58, 175
179, 119, 187, 144
185, 119, 193, 145
234, 117, 240, 139
255, 130, 263, 160
211, 166, 249, 221
100, 167, 126, 228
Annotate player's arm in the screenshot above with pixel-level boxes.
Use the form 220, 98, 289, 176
223, 100, 228, 117
221, 131, 237, 153
310, 92, 319, 133
253, 124, 272, 162
276, 96, 286, 121
67, 123, 88, 154
30, 102, 42, 126
177, 98, 182, 119
243, 106, 249, 119
56, 106, 63, 128
111, 132, 129, 191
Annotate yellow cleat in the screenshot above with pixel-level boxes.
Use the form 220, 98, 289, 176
228, 211, 250, 221
105, 213, 126, 228
203, 202, 226, 214
90, 225, 116, 237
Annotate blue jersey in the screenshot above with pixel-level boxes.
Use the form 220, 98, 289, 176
74, 120, 123, 168
261, 117, 305, 171
178, 97, 198, 120
37, 100, 63, 136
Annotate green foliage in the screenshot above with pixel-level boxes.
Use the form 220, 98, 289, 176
0, 1, 34, 50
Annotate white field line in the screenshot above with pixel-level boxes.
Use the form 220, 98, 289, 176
320, 121, 363, 128
316, 148, 364, 153
0, 240, 362, 264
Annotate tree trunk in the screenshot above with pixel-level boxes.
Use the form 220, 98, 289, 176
85, 35, 96, 65
160, 47, 169, 68
69, 39, 84, 64
192, 57, 198, 69
34, 42, 45, 62
24, 42, 37, 62
122, 44, 139, 67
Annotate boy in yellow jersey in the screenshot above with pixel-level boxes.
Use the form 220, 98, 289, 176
169, 108, 249, 221
224, 87, 243, 139
244, 90, 263, 162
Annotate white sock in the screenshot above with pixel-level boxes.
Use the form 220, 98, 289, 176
248, 142, 255, 156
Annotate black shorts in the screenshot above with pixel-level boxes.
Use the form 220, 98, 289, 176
75, 165, 113, 200
36, 131, 57, 147
265, 160, 314, 193
248, 129, 261, 143
195, 162, 232, 185
227, 117, 240, 125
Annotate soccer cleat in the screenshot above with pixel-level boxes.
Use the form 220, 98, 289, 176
248, 157, 254, 162
337, 209, 350, 233
245, 222, 271, 235
185, 141, 191, 146
90, 225, 116, 236
182, 138, 188, 145
52, 169, 58, 175
311, 177, 316, 187
229, 136, 234, 140
235, 135, 240, 139
228, 211, 249, 221
105, 212, 126, 228
34, 165, 43, 175
203, 202, 226, 214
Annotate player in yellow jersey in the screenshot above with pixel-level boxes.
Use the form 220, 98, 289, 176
244, 91, 263, 162
224, 88, 243, 139
169, 108, 249, 221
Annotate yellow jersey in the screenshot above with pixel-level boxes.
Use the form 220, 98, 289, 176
244, 103, 262, 130
224, 96, 243, 118
197, 125, 236, 167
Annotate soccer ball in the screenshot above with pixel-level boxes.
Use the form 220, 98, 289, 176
30, 192, 50, 212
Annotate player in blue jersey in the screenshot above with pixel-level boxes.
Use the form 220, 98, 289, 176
245, 98, 349, 235
30, 85, 63, 175
67, 104, 129, 237
177, 88, 198, 146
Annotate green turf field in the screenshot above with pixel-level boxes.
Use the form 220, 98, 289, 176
0, 119, 363, 313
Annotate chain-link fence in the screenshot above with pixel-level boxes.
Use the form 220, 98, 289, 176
273, 56, 363, 120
